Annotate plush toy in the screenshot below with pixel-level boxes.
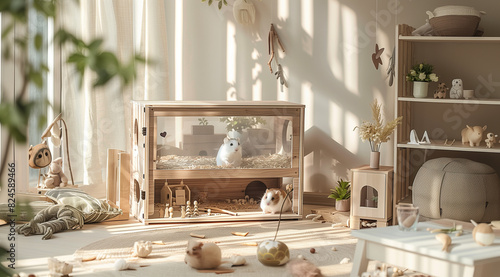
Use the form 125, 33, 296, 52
44, 157, 69, 188
28, 142, 52, 169
16, 204, 84, 240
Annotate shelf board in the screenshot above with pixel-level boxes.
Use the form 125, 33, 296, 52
399, 35, 500, 43
398, 97, 500, 105
397, 140, 500, 154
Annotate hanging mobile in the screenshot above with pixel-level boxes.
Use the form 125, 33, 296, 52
387, 47, 396, 86
372, 44, 384, 70
371, 0, 385, 71
268, 23, 288, 91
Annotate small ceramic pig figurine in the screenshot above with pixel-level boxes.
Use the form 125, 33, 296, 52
461, 125, 487, 147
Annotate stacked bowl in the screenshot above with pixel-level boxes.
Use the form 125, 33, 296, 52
426, 6, 486, 36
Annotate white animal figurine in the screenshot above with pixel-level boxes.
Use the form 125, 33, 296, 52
216, 137, 242, 167
260, 188, 292, 214
449, 79, 463, 99
485, 132, 498, 148
461, 125, 487, 147
184, 239, 222, 270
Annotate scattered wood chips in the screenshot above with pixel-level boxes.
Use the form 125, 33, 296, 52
190, 233, 206, 239
156, 154, 291, 170
231, 232, 249, 237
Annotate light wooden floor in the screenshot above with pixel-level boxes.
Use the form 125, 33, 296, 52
0, 204, 337, 260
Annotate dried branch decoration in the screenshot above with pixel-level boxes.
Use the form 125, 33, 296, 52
355, 99, 402, 152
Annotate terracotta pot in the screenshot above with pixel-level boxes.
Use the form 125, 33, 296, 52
335, 199, 350, 212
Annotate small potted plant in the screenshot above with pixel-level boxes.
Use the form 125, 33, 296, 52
328, 179, 351, 212
192, 117, 214, 135
406, 62, 439, 98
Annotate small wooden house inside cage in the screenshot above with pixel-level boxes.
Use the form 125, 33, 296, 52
130, 101, 305, 224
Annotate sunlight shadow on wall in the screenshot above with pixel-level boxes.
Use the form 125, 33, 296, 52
329, 101, 343, 145
345, 110, 359, 154
174, 0, 183, 100
301, 81, 313, 129
327, 0, 343, 81
277, 0, 289, 21
340, 4, 359, 96
251, 49, 262, 100
301, 0, 314, 39
301, 0, 314, 56
226, 21, 237, 100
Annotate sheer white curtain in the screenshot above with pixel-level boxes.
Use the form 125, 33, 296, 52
60, 0, 169, 198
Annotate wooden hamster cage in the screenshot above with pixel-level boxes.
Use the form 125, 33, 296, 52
130, 101, 305, 224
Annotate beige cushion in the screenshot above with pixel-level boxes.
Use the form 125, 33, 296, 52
45, 188, 122, 223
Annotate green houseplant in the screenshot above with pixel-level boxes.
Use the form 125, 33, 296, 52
328, 179, 351, 212
220, 116, 266, 140
220, 116, 266, 133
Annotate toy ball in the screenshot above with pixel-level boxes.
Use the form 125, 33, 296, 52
257, 240, 290, 266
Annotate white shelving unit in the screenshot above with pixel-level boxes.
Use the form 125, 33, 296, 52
393, 24, 500, 208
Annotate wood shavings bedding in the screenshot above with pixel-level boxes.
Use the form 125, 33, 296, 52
156, 154, 291, 170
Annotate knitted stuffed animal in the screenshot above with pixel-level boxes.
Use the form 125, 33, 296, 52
16, 204, 84, 240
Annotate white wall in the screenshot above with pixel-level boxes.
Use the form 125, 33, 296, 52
162, 0, 500, 194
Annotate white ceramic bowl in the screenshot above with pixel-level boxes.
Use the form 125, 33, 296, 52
426, 5, 486, 19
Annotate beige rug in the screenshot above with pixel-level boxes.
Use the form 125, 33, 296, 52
71, 220, 357, 276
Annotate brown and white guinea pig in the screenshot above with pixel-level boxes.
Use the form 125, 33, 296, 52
260, 188, 292, 214
184, 239, 222, 270
216, 137, 242, 167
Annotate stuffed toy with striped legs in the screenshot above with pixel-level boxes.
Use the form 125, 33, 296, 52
17, 204, 85, 240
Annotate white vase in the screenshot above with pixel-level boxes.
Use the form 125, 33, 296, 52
370, 151, 380, 169
413, 81, 429, 98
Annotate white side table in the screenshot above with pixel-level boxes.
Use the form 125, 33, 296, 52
351, 220, 500, 277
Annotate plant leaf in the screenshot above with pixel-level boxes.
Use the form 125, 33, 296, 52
34, 33, 43, 50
